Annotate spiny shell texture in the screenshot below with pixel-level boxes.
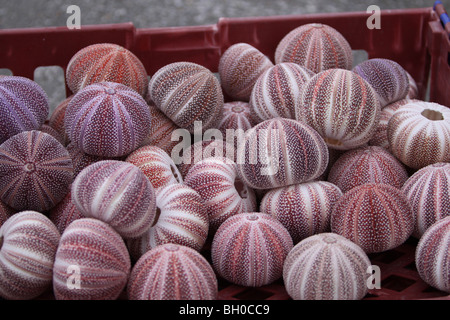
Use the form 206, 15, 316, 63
261, 181, 343, 244
219, 42, 274, 102
48, 96, 73, 146
52, 218, 131, 300
149, 62, 224, 133
211, 212, 294, 287
71, 160, 157, 239
297, 68, 381, 150
0, 76, 49, 144
64, 81, 152, 158
331, 183, 414, 253
283, 233, 371, 300
0, 211, 60, 300
48, 191, 84, 234
127, 243, 218, 300
236, 118, 329, 190
217, 101, 256, 135
275, 23, 353, 73
0, 130, 73, 212
66, 43, 148, 96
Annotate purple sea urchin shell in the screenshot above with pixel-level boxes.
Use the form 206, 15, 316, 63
48, 191, 84, 234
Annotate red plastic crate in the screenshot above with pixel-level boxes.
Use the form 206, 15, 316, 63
1, 6, 449, 301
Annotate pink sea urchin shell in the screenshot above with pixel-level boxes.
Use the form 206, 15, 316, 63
297, 69, 381, 150
48, 191, 84, 234
275, 23, 353, 73
52, 218, 131, 300
219, 43, 274, 102
48, 96, 73, 146
66, 43, 148, 96
0, 211, 60, 300
64, 81, 152, 158
149, 62, 224, 134
0, 130, 73, 212
236, 118, 329, 189
217, 101, 256, 135
211, 212, 293, 287
331, 183, 414, 253
415, 216, 450, 293
283, 233, 371, 300
402, 162, 450, 238
127, 243, 218, 300
0, 76, 49, 144
261, 181, 343, 244
71, 160, 157, 239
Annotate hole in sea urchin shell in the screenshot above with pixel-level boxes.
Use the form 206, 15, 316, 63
246, 214, 259, 221
24, 162, 36, 173
231, 105, 245, 113
421, 109, 444, 121
324, 137, 344, 148
164, 244, 180, 252
322, 235, 338, 244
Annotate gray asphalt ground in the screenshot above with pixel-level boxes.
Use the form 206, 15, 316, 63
1, 0, 449, 112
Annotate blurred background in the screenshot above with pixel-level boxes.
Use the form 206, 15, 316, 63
1, 0, 449, 111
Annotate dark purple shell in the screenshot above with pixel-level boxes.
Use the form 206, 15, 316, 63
0, 130, 73, 212
0, 76, 49, 144
64, 82, 152, 158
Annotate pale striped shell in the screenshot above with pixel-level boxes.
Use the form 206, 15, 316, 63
249, 63, 315, 122
149, 62, 224, 134
352, 58, 409, 108
0, 211, 60, 300
127, 243, 218, 300
219, 43, 274, 102
275, 23, 353, 73
297, 69, 381, 150
53, 218, 131, 300
127, 183, 208, 261
184, 157, 257, 231
217, 101, 256, 135
387, 101, 450, 169
48, 191, 84, 234
236, 118, 329, 190
71, 160, 157, 239
261, 181, 343, 244
415, 216, 450, 293
211, 212, 293, 287
283, 233, 371, 300
330, 183, 414, 253
402, 162, 450, 238
327, 145, 409, 193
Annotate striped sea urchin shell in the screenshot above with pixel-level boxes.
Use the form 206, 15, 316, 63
65, 81, 152, 158
211, 212, 293, 287
283, 233, 371, 300
66, 43, 148, 96
275, 23, 353, 73
127, 183, 208, 261
149, 62, 224, 134
219, 43, 274, 102
184, 157, 257, 231
261, 181, 343, 244
126, 145, 183, 195
402, 162, 450, 238
217, 101, 256, 135
48, 95, 73, 146
0, 130, 73, 212
0, 211, 60, 300
53, 218, 131, 300
249, 63, 315, 122
71, 160, 157, 239
236, 118, 329, 190
387, 101, 450, 169
297, 69, 381, 150
127, 243, 218, 300
331, 183, 414, 253
48, 191, 84, 234
327, 145, 408, 193
415, 216, 450, 293
0, 76, 49, 144
406, 71, 419, 99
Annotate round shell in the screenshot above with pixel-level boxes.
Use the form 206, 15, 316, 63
48, 95, 73, 146
297, 68, 381, 150
236, 118, 329, 190
64, 81, 152, 158
71, 160, 157, 239
0, 211, 60, 300
217, 101, 256, 135
127, 243, 218, 300
48, 191, 84, 235
52, 218, 131, 300
275, 23, 353, 73
283, 233, 371, 300
0, 130, 73, 212
66, 43, 148, 96
211, 212, 293, 287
